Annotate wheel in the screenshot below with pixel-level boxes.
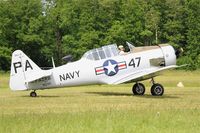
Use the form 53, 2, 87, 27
132, 83, 145, 95
30, 91, 37, 97
151, 83, 164, 96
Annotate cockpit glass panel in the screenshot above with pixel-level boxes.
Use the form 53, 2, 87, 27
111, 45, 118, 56
98, 48, 106, 59
92, 51, 99, 60
82, 44, 119, 60
104, 47, 111, 58
87, 53, 93, 60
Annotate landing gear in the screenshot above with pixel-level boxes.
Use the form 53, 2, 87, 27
132, 83, 145, 95
151, 83, 164, 96
150, 78, 164, 96
131, 78, 164, 96
30, 91, 37, 97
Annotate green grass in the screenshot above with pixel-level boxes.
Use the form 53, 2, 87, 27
0, 70, 200, 133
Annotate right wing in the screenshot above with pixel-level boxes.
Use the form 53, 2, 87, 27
110, 65, 179, 85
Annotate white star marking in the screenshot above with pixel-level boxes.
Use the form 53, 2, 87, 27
104, 61, 117, 75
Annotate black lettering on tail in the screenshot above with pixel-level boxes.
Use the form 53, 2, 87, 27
13, 62, 22, 73
25, 60, 33, 71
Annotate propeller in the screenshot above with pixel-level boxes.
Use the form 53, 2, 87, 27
62, 55, 73, 62
175, 47, 184, 58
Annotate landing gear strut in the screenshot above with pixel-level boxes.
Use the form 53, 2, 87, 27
30, 91, 37, 97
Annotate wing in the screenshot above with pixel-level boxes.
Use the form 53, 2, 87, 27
110, 65, 179, 85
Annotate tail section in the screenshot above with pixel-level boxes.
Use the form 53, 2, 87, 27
10, 50, 41, 91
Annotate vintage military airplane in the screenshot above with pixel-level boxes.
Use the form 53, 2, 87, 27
10, 42, 180, 97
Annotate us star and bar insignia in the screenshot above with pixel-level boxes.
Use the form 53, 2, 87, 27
95, 59, 127, 76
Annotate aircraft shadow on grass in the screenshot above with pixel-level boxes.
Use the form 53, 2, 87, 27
86, 91, 179, 99
21, 95, 60, 98
20, 92, 179, 99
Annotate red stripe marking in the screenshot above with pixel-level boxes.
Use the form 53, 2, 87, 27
118, 64, 126, 67
96, 69, 104, 72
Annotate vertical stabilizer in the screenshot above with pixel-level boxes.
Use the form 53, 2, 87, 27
9, 50, 41, 91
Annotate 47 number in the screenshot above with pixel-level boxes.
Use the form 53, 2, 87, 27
128, 57, 141, 68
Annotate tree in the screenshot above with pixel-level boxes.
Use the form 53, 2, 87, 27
162, 0, 185, 48
184, 0, 200, 69
0, 0, 200, 71
0, 0, 50, 68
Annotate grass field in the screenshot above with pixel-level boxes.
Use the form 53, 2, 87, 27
0, 70, 200, 133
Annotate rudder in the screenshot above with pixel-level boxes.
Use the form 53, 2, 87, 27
9, 50, 41, 91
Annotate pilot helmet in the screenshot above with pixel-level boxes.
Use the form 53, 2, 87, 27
118, 45, 124, 49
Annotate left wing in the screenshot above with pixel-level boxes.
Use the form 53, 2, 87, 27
110, 65, 179, 85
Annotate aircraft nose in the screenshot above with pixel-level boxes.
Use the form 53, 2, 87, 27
160, 45, 177, 66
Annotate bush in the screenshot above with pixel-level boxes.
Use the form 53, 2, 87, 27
177, 55, 200, 70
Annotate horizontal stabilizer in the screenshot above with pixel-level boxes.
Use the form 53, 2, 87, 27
25, 70, 52, 83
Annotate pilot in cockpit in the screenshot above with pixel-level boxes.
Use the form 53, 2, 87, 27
118, 45, 126, 55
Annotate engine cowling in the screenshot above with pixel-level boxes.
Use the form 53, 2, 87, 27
160, 44, 176, 66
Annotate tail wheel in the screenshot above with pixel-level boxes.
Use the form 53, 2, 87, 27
132, 83, 145, 95
30, 91, 37, 97
151, 83, 164, 96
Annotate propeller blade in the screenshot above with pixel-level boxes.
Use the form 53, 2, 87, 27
175, 48, 184, 58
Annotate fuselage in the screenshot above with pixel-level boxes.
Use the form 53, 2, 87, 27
27, 44, 176, 90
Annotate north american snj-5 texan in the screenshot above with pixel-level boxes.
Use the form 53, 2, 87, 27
9, 42, 183, 97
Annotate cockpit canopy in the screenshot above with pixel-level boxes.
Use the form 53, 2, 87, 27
82, 44, 119, 60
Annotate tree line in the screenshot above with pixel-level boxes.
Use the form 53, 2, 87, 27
0, 0, 200, 71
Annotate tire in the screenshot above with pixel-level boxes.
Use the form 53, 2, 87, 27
151, 83, 164, 96
132, 83, 145, 95
30, 91, 37, 97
